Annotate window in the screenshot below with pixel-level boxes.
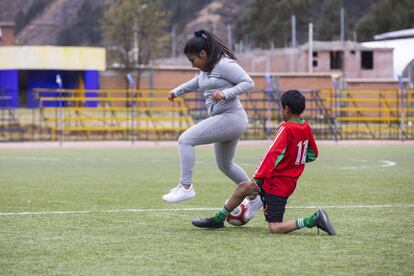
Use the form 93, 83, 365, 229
330, 51, 343, 69
361, 51, 373, 69
312, 51, 318, 67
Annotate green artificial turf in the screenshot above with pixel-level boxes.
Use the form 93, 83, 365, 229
1, 143, 413, 275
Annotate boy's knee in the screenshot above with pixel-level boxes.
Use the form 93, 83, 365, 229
267, 223, 285, 234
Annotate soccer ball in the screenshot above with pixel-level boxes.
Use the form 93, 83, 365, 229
226, 200, 250, 226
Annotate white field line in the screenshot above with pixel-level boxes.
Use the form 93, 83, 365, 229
1, 204, 413, 216
1, 140, 414, 149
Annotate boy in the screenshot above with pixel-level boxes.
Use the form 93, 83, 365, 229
192, 90, 336, 235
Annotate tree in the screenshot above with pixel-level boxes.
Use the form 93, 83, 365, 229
102, 0, 169, 72
234, 0, 384, 48
236, 0, 316, 48
58, 1, 104, 46
356, 0, 414, 41
314, 0, 341, 41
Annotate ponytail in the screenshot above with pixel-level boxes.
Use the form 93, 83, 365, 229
184, 29, 236, 72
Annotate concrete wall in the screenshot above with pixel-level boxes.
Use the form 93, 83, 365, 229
100, 67, 401, 92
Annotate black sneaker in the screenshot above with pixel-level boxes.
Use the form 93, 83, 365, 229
316, 208, 336, 235
192, 217, 224, 229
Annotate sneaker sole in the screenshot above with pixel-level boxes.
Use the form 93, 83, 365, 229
161, 194, 196, 203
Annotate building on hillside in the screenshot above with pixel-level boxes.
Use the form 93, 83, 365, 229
0, 46, 106, 108
362, 28, 414, 84
236, 41, 394, 79
152, 40, 394, 80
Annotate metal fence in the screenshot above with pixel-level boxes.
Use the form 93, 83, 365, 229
0, 88, 413, 142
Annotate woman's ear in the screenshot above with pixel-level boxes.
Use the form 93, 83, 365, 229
199, 50, 207, 58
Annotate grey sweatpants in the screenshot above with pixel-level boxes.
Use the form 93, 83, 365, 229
178, 108, 250, 185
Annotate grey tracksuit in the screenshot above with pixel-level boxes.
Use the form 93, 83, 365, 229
172, 56, 254, 185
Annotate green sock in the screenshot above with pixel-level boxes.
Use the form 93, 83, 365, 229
214, 207, 230, 223
295, 213, 317, 229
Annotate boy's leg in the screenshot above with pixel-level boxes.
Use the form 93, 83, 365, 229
192, 181, 259, 229
269, 209, 336, 235
267, 211, 317, 234
263, 194, 291, 233
297, 208, 336, 235
268, 220, 298, 234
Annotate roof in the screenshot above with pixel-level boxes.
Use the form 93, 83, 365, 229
0, 46, 106, 71
300, 40, 392, 51
374, 28, 414, 40
362, 38, 414, 78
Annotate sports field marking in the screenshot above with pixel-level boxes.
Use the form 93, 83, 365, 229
1, 204, 413, 216
379, 160, 396, 167
338, 159, 396, 170
0, 155, 398, 169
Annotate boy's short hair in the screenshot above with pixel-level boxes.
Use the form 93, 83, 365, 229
281, 90, 306, 115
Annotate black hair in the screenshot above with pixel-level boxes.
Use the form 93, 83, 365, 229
280, 90, 306, 115
183, 29, 236, 72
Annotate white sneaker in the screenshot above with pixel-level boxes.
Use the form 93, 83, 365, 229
162, 184, 196, 203
244, 196, 263, 220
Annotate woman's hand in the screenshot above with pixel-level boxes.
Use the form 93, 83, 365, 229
212, 90, 225, 103
168, 92, 176, 102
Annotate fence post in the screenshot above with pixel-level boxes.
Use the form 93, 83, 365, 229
331, 74, 340, 142
398, 75, 405, 141
126, 73, 135, 144
56, 75, 63, 146
264, 73, 272, 135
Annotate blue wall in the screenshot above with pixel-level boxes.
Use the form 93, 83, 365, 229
27, 70, 99, 108
0, 69, 100, 108
83, 70, 99, 107
0, 70, 18, 108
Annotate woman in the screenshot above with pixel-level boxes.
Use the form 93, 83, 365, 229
162, 30, 262, 217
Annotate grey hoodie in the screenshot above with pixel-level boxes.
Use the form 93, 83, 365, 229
172, 57, 254, 116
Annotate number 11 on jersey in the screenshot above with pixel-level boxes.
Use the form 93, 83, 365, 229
295, 140, 308, 165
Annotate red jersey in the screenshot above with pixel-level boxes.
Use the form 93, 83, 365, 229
253, 119, 318, 197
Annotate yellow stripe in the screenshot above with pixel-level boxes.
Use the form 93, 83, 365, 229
41, 107, 188, 111
44, 116, 193, 121
337, 117, 400, 121
33, 89, 170, 94
50, 127, 189, 132
39, 97, 182, 102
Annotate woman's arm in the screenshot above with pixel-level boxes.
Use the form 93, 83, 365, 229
217, 60, 255, 100
171, 75, 200, 97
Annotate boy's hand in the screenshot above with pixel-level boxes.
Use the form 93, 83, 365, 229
251, 181, 261, 194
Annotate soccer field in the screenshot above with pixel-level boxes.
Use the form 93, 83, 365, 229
1, 142, 413, 275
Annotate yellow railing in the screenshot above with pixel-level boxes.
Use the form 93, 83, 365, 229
33, 88, 193, 141
319, 89, 414, 139
17, 88, 414, 141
